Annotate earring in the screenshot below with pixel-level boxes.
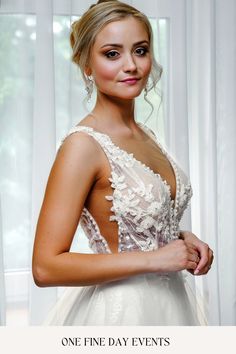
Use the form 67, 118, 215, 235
85, 76, 94, 102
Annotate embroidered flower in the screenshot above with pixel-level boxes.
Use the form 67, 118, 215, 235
132, 183, 155, 202
147, 201, 162, 216
137, 216, 156, 231
109, 172, 127, 190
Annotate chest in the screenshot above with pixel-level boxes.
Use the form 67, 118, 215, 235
81, 128, 193, 253
100, 136, 177, 200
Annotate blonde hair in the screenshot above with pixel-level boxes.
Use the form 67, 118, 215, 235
70, 0, 162, 107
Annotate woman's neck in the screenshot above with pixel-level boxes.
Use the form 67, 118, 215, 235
90, 92, 138, 135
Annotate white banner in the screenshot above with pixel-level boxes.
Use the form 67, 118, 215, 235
0, 326, 236, 354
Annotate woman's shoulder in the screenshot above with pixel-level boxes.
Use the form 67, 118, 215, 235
61, 128, 96, 147
58, 115, 99, 150
51, 131, 103, 188
56, 125, 104, 172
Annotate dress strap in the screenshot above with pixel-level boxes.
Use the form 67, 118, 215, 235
58, 125, 109, 151
58, 125, 119, 171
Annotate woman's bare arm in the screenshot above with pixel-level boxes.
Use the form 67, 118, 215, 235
32, 132, 199, 287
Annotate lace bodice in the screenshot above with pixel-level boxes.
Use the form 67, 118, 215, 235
62, 123, 192, 254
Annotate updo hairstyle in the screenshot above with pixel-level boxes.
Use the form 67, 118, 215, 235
70, 0, 163, 99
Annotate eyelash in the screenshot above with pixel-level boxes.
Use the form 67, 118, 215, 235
104, 47, 149, 59
135, 47, 149, 56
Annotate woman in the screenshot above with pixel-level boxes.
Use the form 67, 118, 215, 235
32, 0, 213, 325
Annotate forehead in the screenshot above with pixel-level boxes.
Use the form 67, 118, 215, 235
94, 17, 149, 47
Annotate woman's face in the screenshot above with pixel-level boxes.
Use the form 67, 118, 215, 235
88, 17, 152, 100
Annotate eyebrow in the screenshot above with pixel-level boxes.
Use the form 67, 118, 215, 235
100, 40, 149, 49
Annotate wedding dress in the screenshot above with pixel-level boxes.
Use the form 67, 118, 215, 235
44, 122, 206, 326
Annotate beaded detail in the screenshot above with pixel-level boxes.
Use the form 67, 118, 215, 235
61, 124, 193, 254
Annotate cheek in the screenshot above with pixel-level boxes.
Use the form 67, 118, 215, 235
142, 58, 152, 76
92, 60, 119, 82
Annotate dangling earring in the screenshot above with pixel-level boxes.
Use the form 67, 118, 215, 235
85, 76, 94, 102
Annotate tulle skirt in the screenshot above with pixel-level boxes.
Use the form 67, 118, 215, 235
43, 271, 206, 326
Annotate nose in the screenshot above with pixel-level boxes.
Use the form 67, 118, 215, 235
123, 53, 137, 72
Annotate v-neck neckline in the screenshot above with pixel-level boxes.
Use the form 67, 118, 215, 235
75, 124, 179, 209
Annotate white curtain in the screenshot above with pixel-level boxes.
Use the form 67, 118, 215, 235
0, 198, 6, 325
0, 0, 235, 325
29, 0, 58, 325
187, 0, 236, 325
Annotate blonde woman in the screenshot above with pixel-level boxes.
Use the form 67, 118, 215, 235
32, 0, 213, 325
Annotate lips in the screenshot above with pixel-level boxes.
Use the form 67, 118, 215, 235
120, 77, 140, 84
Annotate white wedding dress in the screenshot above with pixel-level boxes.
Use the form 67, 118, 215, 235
44, 123, 206, 326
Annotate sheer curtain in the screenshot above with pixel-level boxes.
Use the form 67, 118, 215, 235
187, 0, 236, 325
0, 0, 235, 325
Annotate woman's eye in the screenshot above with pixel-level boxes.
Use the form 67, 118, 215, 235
135, 47, 148, 56
105, 50, 119, 59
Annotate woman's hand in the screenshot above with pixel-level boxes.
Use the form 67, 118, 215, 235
179, 231, 214, 275
153, 239, 200, 273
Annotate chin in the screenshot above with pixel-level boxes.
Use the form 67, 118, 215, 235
99, 85, 144, 100
109, 88, 144, 100
111, 94, 141, 101
121, 91, 143, 100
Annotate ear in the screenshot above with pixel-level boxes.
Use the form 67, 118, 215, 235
84, 66, 92, 76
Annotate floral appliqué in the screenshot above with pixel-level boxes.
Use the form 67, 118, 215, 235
62, 125, 193, 254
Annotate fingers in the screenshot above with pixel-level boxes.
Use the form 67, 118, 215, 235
186, 246, 200, 270
170, 239, 214, 274
185, 244, 200, 264
176, 239, 200, 271
196, 248, 214, 275
177, 235, 214, 276
186, 243, 198, 253
187, 261, 199, 271
193, 242, 209, 275
184, 241, 214, 275
188, 248, 200, 268
182, 236, 212, 275
188, 252, 200, 263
